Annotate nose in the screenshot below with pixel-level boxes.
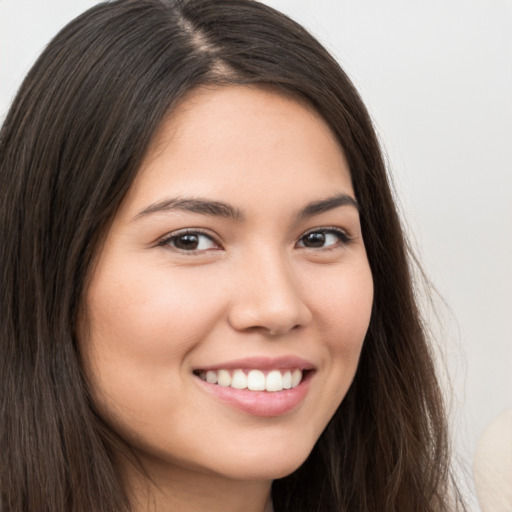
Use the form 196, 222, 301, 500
227, 251, 313, 336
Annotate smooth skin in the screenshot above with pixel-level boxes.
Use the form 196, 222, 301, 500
78, 86, 374, 512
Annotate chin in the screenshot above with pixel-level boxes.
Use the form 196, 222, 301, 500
213, 442, 315, 482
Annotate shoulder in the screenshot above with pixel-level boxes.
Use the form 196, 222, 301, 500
473, 409, 512, 512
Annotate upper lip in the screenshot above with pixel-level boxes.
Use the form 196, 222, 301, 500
195, 356, 316, 372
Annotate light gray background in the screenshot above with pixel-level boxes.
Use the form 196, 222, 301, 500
1, 0, 511, 508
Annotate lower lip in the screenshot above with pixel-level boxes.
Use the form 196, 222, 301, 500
195, 372, 313, 417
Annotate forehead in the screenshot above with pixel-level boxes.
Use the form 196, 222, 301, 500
119, 85, 353, 218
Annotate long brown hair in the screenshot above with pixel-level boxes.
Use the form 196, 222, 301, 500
0, 1, 464, 510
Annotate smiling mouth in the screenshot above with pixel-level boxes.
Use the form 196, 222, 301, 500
194, 368, 307, 392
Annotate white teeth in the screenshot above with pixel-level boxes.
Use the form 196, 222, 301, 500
198, 368, 304, 392
231, 369, 248, 389
282, 370, 292, 389
247, 370, 266, 391
217, 369, 231, 387
291, 369, 302, 388
265, 370, 283, 392
206, 370, 218, 384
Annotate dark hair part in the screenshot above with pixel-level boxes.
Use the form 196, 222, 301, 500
0, 1, 464, 511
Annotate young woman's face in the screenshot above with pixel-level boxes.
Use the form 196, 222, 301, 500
79, 86, 373, 483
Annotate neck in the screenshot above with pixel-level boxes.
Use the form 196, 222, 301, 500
122, 456, 273, 512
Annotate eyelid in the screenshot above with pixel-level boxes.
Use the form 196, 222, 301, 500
155, 226, 352, 253
296, 226, 353, 248
157, 228, 223, 252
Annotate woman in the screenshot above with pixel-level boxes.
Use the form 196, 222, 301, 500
0, 0, 465, 511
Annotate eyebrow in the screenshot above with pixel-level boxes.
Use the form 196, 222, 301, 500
134, 198, 245, 221
133, 193, 359, 222
297, 193, 359, 218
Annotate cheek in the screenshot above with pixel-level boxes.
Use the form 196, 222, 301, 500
81, 263, 227, 369
308, 261, 373, 414
313, 261, 374, 347
76, 262, 229, 433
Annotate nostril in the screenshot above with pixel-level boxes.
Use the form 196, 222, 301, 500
267, 323, 302, 337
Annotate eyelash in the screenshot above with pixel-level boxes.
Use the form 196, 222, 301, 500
297, 227, 353, 250
157, 227, 352, 253
157, 229, 220, 253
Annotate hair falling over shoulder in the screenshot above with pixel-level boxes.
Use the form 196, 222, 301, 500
0, 0, 466, 511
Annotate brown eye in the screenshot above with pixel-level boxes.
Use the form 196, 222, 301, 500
297, 229, 350, 249
160, 231, 219, 252
301, 232, 327, 248
173, 234, 201, 250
